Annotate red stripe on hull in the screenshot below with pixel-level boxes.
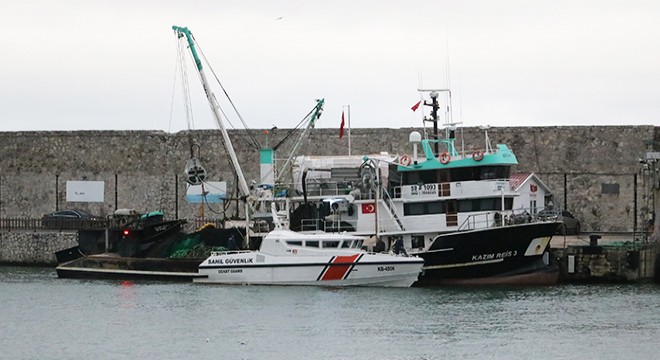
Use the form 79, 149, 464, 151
320, 254, 360, 281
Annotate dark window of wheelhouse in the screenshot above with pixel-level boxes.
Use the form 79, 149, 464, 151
411, 235, 425, 249
404, 201, 445, 216
403, 170, 436, 185
459, 199, 476, 212
286, 241, 302, 246
427, 201, 443, 214
322, 241, 340, 248
404, 203, 425, 215
479, 198, 498, 211
452, 167, 479, 181
458, 197, 513, 212
306, 241, 319, 248
479, 166, 510, 180
404, 171, 420, 185
505, 197, 513, 209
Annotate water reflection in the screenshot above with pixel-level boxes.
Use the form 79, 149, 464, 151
1, 266, 660, 360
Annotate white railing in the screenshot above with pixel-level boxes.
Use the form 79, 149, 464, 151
299, 218, 359, 232
457, 207, 559, 231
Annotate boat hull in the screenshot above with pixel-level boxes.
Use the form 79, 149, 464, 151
56, 254, 205, 282
413, 221, 560, 286
195, 253, 424, 287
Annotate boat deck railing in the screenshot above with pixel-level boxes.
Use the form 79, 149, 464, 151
209, 250, 253, 256
0, 218, 111, 231
457, 207, 560, 231
298, 218, 358, 233
0, 217, 190, 232
303, 180, 358, 198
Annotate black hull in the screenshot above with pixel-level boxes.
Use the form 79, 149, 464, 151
55, 255, 205, 282
413, 221, 560, 286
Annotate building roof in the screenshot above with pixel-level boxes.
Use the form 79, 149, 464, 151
510, 172, 552, 194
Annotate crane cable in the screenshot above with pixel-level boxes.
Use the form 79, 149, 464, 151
193, 37, 261, 151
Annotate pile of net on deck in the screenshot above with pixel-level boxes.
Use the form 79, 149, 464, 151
141, 225, 246, 258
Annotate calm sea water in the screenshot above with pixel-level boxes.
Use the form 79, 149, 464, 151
1, 266, 659, 360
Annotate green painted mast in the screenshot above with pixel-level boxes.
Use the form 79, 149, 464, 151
172, 25, 251, 200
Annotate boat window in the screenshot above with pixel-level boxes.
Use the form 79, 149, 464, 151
404, 171, 420, 185
286, 241, 303, 246
427, 201, 443, 214
459, 199, 475, 212
411, 235, 425, 249
459, 198, 514, 212
341, 241, 351, 248
479, 198, 498, 211
404, 203, 425, 215
403, 170, 436, 185
480, 167, 498, 180
452, 167, 479, 181
479, 166, 511, 180
403, 201, 445, 216
322, 241, 340, 248
306, 240, 319, 248
354, 240, 363, 248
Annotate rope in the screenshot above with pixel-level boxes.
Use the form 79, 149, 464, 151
194, 37, 261, 151
272, 105, 316, 151
176, 37, 195, 131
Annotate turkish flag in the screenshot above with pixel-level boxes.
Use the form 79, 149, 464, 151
361, 203, 376, 214
339, 111, 345, 138
411, 100, 421, 112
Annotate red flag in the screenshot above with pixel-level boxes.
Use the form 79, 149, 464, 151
339, 111, 345, 138
361, 203, 376, 214
411, 100, 421, 112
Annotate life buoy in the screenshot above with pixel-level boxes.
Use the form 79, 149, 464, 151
399, 154, 411, 166
472, 150, 484, 161
439, 152, 450, 164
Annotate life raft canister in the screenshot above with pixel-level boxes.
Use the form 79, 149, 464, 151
472, 150, 484, 161
399, 154, 411, 166
439, 152, 450, 164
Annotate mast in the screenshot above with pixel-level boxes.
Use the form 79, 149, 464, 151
172, 26, 251, 199
418, 89, 450, 156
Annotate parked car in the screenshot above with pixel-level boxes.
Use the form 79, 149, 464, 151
41, 209, 103, 229
537, 209, 581, 235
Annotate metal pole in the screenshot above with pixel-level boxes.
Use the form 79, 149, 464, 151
374, 164, 379, 238
563, 173, 568, 210
175, 173, 179, 219
634, 173, 637, 236
114, 173, 118, 211
501, 187, 505, 226
347, 105, 351, 156
105, 228, 109, 253
55, 174, 59, 211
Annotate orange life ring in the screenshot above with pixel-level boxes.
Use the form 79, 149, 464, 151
472, 150, 484, 161
399, 154, 411, 166
439, 152, 450, 164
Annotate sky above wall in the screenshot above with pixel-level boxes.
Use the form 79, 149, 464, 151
1, 0, 659, 133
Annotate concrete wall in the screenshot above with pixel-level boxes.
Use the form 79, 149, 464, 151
0, 126, 657, 233
555, 243, 660, 283
0, 230, 77, 265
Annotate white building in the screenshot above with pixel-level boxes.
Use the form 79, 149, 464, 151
510, 172, 553, 214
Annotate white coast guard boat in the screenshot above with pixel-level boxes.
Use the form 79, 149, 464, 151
194, 229, 424, 287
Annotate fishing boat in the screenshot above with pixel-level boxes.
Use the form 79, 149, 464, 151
195, 209, 424, 287
285, 90, 562, 286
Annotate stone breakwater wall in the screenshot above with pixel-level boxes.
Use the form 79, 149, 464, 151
0, 126, 657, 233
0, 231, 77, 265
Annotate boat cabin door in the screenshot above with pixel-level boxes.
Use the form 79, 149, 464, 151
445, 200, 458, 227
